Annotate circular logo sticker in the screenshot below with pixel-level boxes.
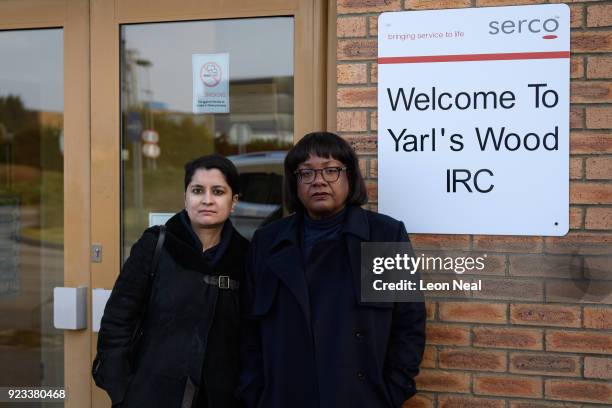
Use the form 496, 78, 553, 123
200, 62, 222, 87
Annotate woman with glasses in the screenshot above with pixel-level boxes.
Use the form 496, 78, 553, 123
238, 132, 426, 408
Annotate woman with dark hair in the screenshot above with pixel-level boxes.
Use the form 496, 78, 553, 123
94, 154, 248, 408
239, 132, 426, 408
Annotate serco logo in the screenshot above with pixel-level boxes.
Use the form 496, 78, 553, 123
488, 16, 560, 39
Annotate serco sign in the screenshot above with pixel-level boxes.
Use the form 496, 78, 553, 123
377, 4, 570, 236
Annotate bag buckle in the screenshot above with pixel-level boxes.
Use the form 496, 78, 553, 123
218, 275, 230, 289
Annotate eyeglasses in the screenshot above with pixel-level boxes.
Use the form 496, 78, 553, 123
294, 167, 347, 184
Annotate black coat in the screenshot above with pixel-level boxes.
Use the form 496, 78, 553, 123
238, 206, 426, 408
94, 211, 249, 408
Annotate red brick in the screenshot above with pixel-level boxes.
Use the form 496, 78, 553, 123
370, 110, 377, 131
509, 255, 581, 278
586, 106, 612, 128
570, 4, 583, 28
546, 280, 612, 304
545, 232, 612, 254
404, 0, 471, 10
439, 396, 504, 408
474, 375, 542, 398
586, 156, 612, 179
570, 182, 612, 204
466, 254, 506, 275
337, 39, 377, 61
550, 0, 600, 2
337, 16, 367, 38
439, 302, 506, 324
571, 107, 585, 129
587, 56, 612, 79
473, 236, 543, 253
337, 87, 376, 108
426, 323, 470, 346
509, 352, 580, 376
584, 306, 612, 329
337, 110, 367, 132
584, 356, 612, 380
547, 330, 612, 354
571, 130, 612, 153
337, 63, 367, 84
368, 16, 377, 36
509, 402, 580, 408
370, 158, 377, 178
587, 4, 612, 28
546, 379, 612, 404
415, 369, 470, 393
473, 279, 543, 302
571, 81, 612, 103
570, 157, 582, 180
410, 234, 470, 250
570, 207, 583, 229
476, 0, 545, 5
425, 301, 435, 320
473, 327, 542, 350
570, 56, 584, 79
337, 0, 401, 14
421, 346, 436, 368
511, 304, 581, 328
370, 62, 377, 83
571, 31, 612, 53
403, 393, 434, 408
343, 134, 376, 153
358, 157, 367, 178
366, 180, 377, 202
439, 349, 506, 372
570, 107, 584, 129
584, 256, 612, 280
585, 207, 612, 229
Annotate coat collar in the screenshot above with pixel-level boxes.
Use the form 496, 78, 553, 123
269, 205, 369, 251
162, 210, 246, 274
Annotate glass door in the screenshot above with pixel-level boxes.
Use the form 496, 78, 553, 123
91, 1, 326, 407
120, 16, 294, 252
0, 27, 64, 407
0, 1, 91, 408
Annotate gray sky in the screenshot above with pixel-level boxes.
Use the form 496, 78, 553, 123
0, 29, 63, 112
0, 17, 293, 114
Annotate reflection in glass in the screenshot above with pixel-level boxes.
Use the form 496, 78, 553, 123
121, 17, 293, 255
0, 29, 64, 407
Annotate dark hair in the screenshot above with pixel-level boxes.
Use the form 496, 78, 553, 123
184, 154, 240, 195
284, 132, 367, 212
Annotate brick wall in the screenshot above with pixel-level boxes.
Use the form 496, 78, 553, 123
335, 0, 612, 406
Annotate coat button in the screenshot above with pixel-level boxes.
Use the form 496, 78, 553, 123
355, 331, 364, 340
357, 372, 365, 380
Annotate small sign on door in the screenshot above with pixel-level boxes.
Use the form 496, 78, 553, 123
192, 53, 230, 113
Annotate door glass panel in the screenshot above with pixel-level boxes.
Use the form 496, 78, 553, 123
120, 17, 293, 256
0, 29, 64, 406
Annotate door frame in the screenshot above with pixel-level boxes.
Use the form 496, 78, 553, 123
90, 0, 327, 406
0, 1, 91, 407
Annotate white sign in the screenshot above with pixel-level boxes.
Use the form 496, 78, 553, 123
378, 4, 570, 236
141, 129, 159, 144
149, 212, 173, 227
192, 53, 230, 113
142, 142, 161, 159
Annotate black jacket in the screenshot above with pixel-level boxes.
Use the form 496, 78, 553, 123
94, 211, 249, 408
238, 205, 426, 408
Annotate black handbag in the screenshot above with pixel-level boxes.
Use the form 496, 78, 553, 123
92, 225, 166, 388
